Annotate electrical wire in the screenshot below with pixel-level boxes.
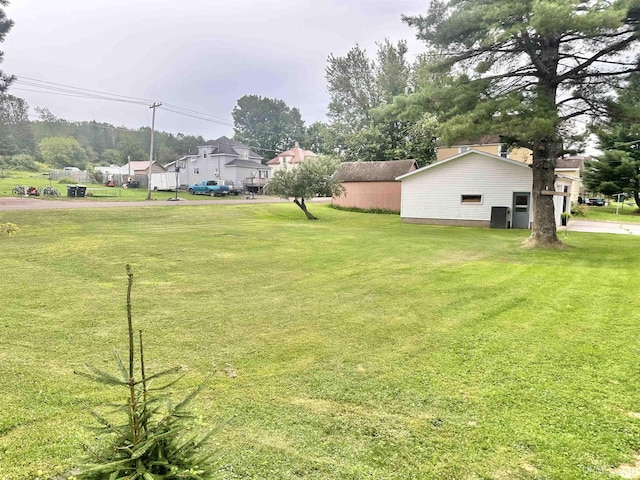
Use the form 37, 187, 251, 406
10, 75, 291, 155
11, 75, 235, 127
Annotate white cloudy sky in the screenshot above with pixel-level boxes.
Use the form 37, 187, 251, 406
2, 0, 428, 140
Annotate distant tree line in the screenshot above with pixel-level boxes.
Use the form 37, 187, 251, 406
0, 97, 207, 171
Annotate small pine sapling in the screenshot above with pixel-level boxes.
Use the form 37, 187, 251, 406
76, 265, 213, 480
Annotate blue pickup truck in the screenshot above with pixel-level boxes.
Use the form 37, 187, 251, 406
187, 180, 230, 197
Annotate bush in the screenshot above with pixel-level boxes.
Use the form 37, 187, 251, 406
0, 223, 20, 236
58, 177, 76, 184
0, 153, 39, 171
571, 203, 588, 217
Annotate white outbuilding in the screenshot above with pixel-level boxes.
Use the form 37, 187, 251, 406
396, 150, 568, 228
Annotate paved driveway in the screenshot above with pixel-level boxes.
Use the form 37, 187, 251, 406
566, 219, 640, 235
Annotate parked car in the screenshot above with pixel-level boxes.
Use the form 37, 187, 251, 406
187, 180, 230, 197
587, 198, 605, 206
220, 180, 244, 196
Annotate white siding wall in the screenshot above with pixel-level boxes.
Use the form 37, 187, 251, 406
401, 153, 533, 222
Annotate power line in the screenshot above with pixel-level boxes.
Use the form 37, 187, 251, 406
9, 75, 299, 156
10, 75, 235, 127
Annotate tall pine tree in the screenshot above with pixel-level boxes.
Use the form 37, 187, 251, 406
403, 0, 640, 246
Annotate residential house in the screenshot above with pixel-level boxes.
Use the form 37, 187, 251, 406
267, 142, 317, 174
120, 161, 166, 177
333, 160, 418, 212
436, 135, 533, 164
165, 136, 270, 192
397, 150, 569, 228
555, 156, 585, 205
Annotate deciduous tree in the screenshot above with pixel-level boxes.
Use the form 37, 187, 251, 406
232, 95, 305, 157
38, 136, 89, 169
403, 0, 640, 246
266, 156, 344, 220
0, 94, 32, 155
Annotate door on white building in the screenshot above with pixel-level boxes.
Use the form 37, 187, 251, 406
512, 192, 531, 229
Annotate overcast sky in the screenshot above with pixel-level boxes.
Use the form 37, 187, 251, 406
2, 0, 428, 140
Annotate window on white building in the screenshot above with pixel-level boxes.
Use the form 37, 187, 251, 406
461, 194, 482, 204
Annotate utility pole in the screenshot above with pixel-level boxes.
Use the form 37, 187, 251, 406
147, 102, 162, 200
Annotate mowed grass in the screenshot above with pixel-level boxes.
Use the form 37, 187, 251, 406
1, 203, 640, 480
0, 170, 226, 201
582, 203, 640, 223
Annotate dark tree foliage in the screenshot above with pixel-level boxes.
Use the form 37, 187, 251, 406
325, 41, 437, 165
403, 0, 640, 246
232, 95, 305, 157
0, 0, 13, 92
0, 93, 34, 155
585, 72, 640, 207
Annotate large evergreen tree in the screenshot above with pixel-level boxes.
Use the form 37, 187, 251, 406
0, 0, 13, 92
585, 72, 640, 206
403, 0, 640, 246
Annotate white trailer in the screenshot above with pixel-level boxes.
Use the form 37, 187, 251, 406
150, 172, 178, 191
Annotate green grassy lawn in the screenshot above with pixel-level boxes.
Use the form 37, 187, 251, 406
581, 203, 640, 223
0, 170, 229, 202
1, 203, 640, 479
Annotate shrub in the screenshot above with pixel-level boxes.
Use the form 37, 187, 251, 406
58, 177, 76, 184
571, 203, 588, 217
0, 223, 20, 236
0, 153, 39, 171
330, 204, 399, 215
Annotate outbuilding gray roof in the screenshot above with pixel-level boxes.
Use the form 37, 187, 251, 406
335, 160, 418, 182
556, 157, 585, 169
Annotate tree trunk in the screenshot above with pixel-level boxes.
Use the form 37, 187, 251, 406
634, 190, 640, 209
526, 140, 562, 247
293, 197, 318, 220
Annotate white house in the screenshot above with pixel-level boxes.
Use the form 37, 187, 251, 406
396, 150, 569, 228
165, 136, 270, 192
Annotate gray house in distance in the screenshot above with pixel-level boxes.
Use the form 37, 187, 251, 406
166, 136, 270, 191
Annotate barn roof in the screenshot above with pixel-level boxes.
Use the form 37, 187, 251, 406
335, 160, 418, 182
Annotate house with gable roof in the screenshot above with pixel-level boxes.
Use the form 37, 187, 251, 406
165, 136, 270, 192
267, 142, 317, 174
120, 160, 167, 177
397, 149, 570, 228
